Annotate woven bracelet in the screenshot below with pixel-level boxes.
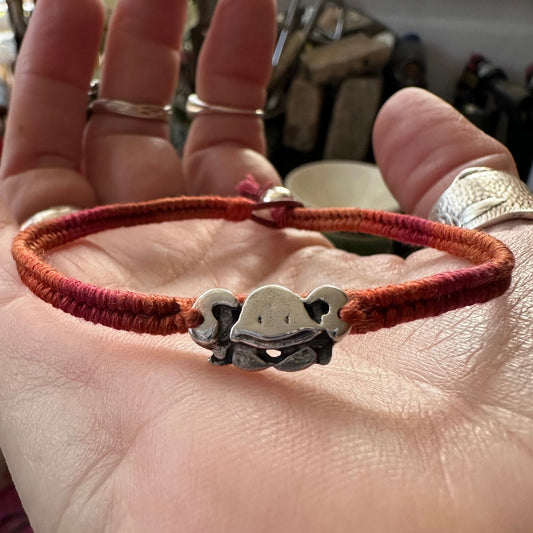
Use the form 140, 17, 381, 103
12, 194, 515, 372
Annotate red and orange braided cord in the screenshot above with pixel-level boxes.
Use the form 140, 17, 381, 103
11, 196, 515, 335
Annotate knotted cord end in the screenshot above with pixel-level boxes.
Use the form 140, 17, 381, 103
237, 174, 303, 229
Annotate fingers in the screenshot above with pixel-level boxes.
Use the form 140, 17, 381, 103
98, 0, 184, 110
373, 88, 518, 217
0, 0, 104, 222
183, 0, 281, 195
84, 0, 187, 203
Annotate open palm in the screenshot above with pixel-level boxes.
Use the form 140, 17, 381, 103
0, 1, 531, 532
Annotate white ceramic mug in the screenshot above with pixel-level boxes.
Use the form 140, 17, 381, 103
285, 161, 400, 254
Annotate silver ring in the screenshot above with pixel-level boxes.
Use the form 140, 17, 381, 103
185, 93, 265, 119
20, 205, 81, 230
87, 80, 172, 121
89, 99, 173, 121
429, 167, 533, 230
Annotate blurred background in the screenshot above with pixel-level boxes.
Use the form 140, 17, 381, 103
279, 0, 533, 102
0, 0, 531, 180
0, 0, 531, 229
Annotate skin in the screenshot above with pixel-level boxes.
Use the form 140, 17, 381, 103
0, 0, 532, 531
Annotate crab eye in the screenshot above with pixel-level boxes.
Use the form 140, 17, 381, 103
284, 315, 290, 324
257, 316, 263, 324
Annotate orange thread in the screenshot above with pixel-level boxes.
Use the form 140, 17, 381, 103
11, 196, 515, 335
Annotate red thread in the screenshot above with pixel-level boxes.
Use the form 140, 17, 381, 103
11, 195, 515, 336
237, 174, 264, 200
236, 174, 276, 201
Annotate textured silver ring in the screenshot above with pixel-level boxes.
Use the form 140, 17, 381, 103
429, 167, 533, 230
20, 206, 81, 230
185, 93, 265, 119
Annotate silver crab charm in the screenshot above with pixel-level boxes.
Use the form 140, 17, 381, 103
189, 285, 350, 371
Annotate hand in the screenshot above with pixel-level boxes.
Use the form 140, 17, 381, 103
0, 1, 532, 531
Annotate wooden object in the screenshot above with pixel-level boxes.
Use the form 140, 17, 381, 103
283, 77, 324, 152
324, 76, 383, 161
301, 33, 392, 85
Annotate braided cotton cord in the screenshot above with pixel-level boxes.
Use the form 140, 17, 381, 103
283, 208, 514, 332
12, 196, 515, 335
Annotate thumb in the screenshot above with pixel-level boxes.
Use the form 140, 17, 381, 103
373, 88, 518, 217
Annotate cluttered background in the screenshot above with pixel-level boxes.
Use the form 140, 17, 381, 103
1, 0, 532, 193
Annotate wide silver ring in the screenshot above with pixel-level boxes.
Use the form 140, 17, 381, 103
185, 93, 265, 119
20, 205, 81, 230
429, 167, 533, 230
